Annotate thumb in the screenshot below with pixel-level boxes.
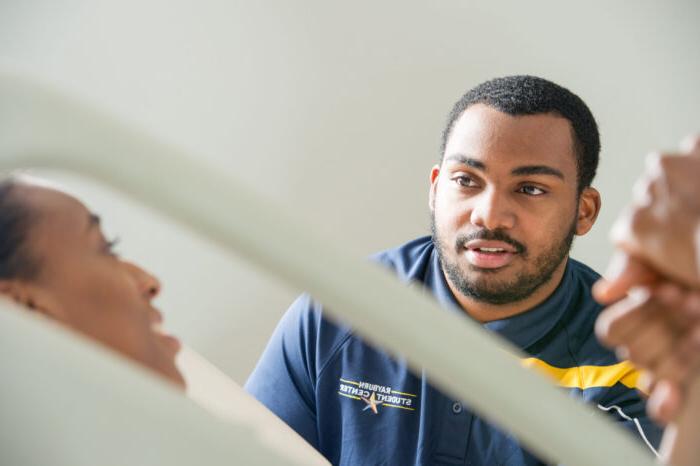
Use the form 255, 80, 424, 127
593, 252, 658, 304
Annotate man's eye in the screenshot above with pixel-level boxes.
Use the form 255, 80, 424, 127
518, 185, 546, 196
454, 175, 477, 188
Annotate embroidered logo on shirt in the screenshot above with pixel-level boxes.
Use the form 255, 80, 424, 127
361, 392, 383, 414
337, 377, 417, 414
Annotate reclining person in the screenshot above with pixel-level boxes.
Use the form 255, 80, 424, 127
0, 175, 185, 387
0, 173, 337, 466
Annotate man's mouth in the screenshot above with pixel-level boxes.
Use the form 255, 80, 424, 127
463, 240, 519, 269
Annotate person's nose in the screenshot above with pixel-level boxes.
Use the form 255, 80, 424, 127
469, 188, 516, 230
123, 261, 162, 301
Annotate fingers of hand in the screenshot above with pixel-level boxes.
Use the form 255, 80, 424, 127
654, 282, 685, 305
647, 379, 683, 425
609, 148, 700, 287
637, 371, 655, 396
596, 286, 700, 378
680, 134, 700, 156
593, 253, 658, 304
595, 287, 654, 347
681, 291, 700, 317
653, 326, 700, 387
654, 285, 700, 324
623, 311, 676, 369
643, 151, 700, 210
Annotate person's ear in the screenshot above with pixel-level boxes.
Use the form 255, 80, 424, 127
0, 280, 62, 319
575, 187, 601, 236
429, 165, 441, 212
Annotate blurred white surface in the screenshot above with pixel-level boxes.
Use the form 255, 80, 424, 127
0, 74, 659, 465
0, 0, 698, 382
0, 299, 318, 466
178, 347, 329, 465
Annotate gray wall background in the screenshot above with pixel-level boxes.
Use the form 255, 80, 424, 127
1, 0, 698, 382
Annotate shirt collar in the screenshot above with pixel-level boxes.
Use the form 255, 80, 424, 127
425, 246, 575, 350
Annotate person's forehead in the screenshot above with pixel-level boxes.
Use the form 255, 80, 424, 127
19, 183, 91, 231
444, 104, 577, 170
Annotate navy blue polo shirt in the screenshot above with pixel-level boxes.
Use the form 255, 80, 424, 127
245, 236, 662, 465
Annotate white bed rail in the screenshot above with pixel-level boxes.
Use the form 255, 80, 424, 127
0, 299, 310, 466
0, 72, 659, 466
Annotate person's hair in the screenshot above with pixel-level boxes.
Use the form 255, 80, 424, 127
0, 178, 38, 280
440, 75, 600, 193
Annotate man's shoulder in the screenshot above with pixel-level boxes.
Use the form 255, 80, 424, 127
565, 257, 605, 316
274, 236, 436, 375
556, 258, 618, 366
279, 292, 349, 343
370, 235, 435, 284
290, 235, 436, 326
568, 257, 602, 285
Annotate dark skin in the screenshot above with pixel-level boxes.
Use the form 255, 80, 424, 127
0, 180, 185, 387
593, 135, 700, 464
429, 104, 601, 322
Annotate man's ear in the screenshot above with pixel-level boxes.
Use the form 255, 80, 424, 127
0, 280, 62, 319
429, 165, 441, 212
575, 187, 602, 236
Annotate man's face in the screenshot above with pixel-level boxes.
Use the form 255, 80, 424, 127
16, 183, 184, 387
430, 104, 598, 307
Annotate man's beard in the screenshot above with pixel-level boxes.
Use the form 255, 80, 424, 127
430, 214, 577, 305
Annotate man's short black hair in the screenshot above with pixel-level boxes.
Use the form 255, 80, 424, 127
0, 178, 38, 280
440, 75, 600, 193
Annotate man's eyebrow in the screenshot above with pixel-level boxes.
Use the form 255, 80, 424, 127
511, 165, 565, 180
444, 154, 486, 170
444, 154, 565, 180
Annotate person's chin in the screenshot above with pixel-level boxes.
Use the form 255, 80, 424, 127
465, 261, 515, 276
158, 354, 187, 389
152, 336, 186, 389
168, 365, 187, 389
159, 332, 182, 354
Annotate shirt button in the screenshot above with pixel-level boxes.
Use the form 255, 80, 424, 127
452, 402, 463, 414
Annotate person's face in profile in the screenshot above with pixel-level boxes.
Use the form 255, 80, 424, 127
3, 182, 184, 387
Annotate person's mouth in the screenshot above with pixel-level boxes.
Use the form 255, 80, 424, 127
463, 239, 519, 269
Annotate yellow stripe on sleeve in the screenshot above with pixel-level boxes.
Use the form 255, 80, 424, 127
521, 358, 645, 393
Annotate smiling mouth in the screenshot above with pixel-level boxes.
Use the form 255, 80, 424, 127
472, 247, 508, 253
464, 249, 517, 269
463, 241, 520, 269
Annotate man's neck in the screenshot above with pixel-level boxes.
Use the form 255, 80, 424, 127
445, 259, 569, 323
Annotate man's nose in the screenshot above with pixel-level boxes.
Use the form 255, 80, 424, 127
124, 261, 162, 300
469, 188, 516, 230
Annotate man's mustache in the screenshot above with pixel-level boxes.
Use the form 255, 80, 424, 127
455, 229, 526, 254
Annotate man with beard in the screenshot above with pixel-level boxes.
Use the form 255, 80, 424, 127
246, 75, 661, 465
